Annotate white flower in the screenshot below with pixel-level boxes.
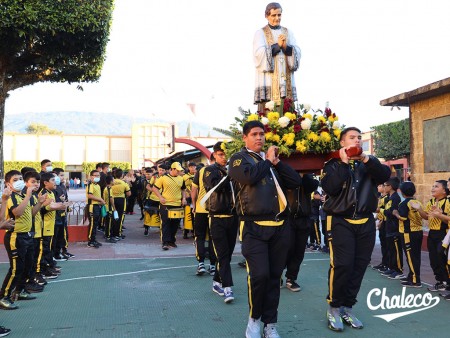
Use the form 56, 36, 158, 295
261, 117, 269, 125
301, 119, 312, 130
332, 121, 341, 129
303, 103, 311, 112
278, 116, 290, 128
265, 101, 275, 111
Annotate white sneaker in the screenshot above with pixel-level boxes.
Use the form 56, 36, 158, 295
263, 323, 281, 338
245, 317, 261, 338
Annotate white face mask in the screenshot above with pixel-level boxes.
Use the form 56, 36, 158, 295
55, 176, 61, 185
12, 180, 25, 192
46, 166, 53, 172
93, 177, 100, 183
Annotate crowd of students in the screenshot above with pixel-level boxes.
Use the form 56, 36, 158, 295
373, 177, 450, 298
1, 153, 448, 337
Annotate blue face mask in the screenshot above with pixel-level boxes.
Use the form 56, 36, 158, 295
55, 176, 61, 186
93, 177, 100, 183
46, 166, 53, 172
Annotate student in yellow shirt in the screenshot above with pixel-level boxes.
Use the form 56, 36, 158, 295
152, 162, 187, 250
0, 170, 37, 309
111, 169, 131, 240
182, 162, 197, 239
86, 170, 105, 248
411, 180, 449, 292
103, 176, 117, 243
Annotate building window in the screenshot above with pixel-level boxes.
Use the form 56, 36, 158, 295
362, 140, 369, 152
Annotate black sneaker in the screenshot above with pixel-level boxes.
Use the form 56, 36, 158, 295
15, 290, 37, 301
42, 270, 58, 279
196, 262, 206, 276
372, 263, 385, 270
162, 243, 169, 250
428, 282, 446, 292
94, 241, 103, 246
64, 252, 75, 258
54, 253, 68, 261
25, 281, 44, 293
34, 273, 48, 286
0, 325, 11, 337
168, 242, 177, 248
0, 297, 17, 310
87, 242, 100, 248
105, 237, 117, 243
286, 279, 301, 292
144, 228, 149, 236
401, 281, 422, 288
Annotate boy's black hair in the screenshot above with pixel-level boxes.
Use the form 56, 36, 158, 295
188, 162, 197, 167
90, 170, 99, 176
24, 171, 41, 182
242, 121, 264, 136
436, 180, 449, 195
387, 177, 401, 191
399, 181, 416, 197
95, 162, 102, 170
5, 170, 21, 183
145, 168, 153, 173
339, 127, 362, 141
102, 162, 110, 169
40, 159, 51, 166
21, 167, 37, 176
40, 172, 55, 183
114, 169, 123, 179
213, 142, 224, 152
105, 176, 114, 185
53, 168, 64, 175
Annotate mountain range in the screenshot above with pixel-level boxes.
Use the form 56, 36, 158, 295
4, 111, 223, 137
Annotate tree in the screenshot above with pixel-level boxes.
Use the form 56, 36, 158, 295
372, 118, 410, 160
0, 0, 114, 178
26, 123, 62, 135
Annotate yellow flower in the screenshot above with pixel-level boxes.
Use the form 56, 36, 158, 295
265, 132, 273, 141
307, 132, 319, 142
267, 112, 279, 122
295, 140, 308, 153
333, 129, 341, 138
320, 131, 332, 142
317, 116, 326, 123
272, 134, 281, 143
303, 113, 313, 120
220, 142, 226, 151
282, 132, 295, 146
247, 113, 259, 121
284, 112, 296, 121
328, 115, 339, 123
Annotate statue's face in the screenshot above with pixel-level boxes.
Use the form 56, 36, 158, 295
266, 8, 282, 26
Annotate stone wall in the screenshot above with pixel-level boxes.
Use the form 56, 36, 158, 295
410, 93, 450, 205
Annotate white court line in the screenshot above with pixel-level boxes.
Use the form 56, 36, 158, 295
47, 258, 330, 284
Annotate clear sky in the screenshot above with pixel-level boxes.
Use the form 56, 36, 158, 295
5, 0, 450, 133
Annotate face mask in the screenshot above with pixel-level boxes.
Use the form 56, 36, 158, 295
55, 176, 61, 185
46, 166, 53, 172
13, 180, 25, 192
93, 177, 100, 183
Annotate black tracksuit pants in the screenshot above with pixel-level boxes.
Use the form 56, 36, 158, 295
160, 205, 181, 244
386, 234, 403, 273
210, 215, 239, 288
327, 215, 375, 308
88, 204, 101, 242
194, 212, 216, 264
378, 222, 388, 266
428, 229, 448, 283
242, 220, 289, 324
285, 216, 310, 281
401, 231, 423, 284
1, 232, 34, 298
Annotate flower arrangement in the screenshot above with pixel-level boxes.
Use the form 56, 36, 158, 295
217, 98, 344, 157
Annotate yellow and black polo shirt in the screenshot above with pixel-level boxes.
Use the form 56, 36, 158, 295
7, 191, 32, 233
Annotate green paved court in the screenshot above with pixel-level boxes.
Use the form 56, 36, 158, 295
1, 253, 449, 337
